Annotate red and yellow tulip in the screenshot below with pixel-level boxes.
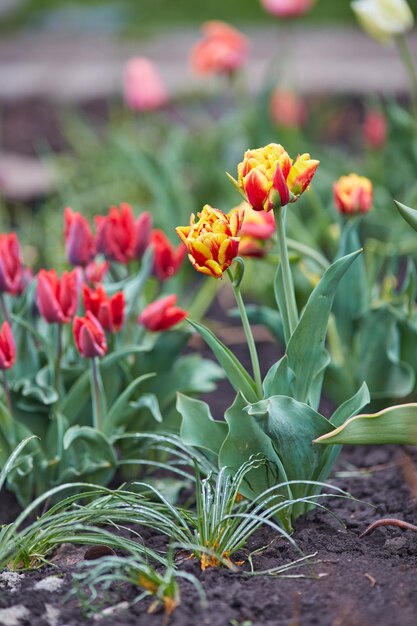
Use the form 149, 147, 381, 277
176, 204, 244, 278
236, 143, 319, 212
333, 173, 373, 215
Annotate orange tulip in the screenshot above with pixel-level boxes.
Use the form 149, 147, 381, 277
190, 21, 248, 76
176, 205, 243, 278
333, 174, 373, 215
236, 143, 319, 212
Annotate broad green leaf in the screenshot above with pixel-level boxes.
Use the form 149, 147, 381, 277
187, 319, 258, 403
394, 199, 417, 233
358, 307, 414, 399
219, 394, 293, 530
246, 396, 333, 500
105, 373, 156, 435
332, 222, 368, 345
61, 426, 117, 485
263, 356, 294, 398
330, 382, 370, 427
315, 403, 417, 445
286, 250, 362, 403
129, 393, 163, 423
178, 393, 227, 457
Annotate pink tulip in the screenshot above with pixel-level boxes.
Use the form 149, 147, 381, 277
123, 57, 168, 112
64, 207, 95, 267
73, 312, 107, 359
363, 110, 387, 150
260, 0, 315, 18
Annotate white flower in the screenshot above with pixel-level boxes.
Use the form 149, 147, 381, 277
351, 0, 414, 44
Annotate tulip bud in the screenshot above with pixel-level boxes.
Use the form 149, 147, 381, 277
123, 57, 168, 112
95, 203, 136, 264
190, 21, 248, 76
82, 284, 125, 332
37, 268, 79, 324
64, 207, 95, 267
134, 211, 153, 259
176, 204, 243, 278
0, 321, 16, 370
150, 230, 186, 281
351, 0, 414, 44
138, 295, 187, 331
73, 312, 107, 358
333, 173, 373, 215
0, 233, 23, 296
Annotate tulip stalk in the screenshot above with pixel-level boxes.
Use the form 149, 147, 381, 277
227, 263, 263, 399
0, 294, 10, 325
274, 206, 299, 337
396, 34, 417, 121
90, 357, 104, 432
2, 371, 12, 415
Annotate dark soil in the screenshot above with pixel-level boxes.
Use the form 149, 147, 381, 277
1, 444, 417, 626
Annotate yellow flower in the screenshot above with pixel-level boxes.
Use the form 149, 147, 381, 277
235, 143, 319, 212
176, 204, 244, 278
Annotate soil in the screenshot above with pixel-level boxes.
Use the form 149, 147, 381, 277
1, 442, 417, 626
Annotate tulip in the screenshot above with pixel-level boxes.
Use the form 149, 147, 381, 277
190, 21, 248, 76
138, 295, 187, 332
351, 0, 414, 44
176, 204, 244, 278
64, 207, 95, 267
150, 230, 186, 281
236, 143, 319, 212
85, 260, 109, 286
37, 268, 79, 324
260, 0, 316, 18
95, 203, 136, 264
82, 284, 125, 332
123, 57, 168, 112
0, 321, 16, 370
333, 174, 373, 215
269, 89, 307, 128
363, 110, 387, 149
0, 233, 23, 295
237, 202, 276, 257
73, 311, 107, 358
134, 211, 153, 259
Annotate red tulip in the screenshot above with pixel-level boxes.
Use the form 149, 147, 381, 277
37, 268, 79, 324
95, 203, 136, 264
64, 207, 95, 267
138, 295, 187, 331
150, 230, 186, 281
123, 57, 168, 112
73, 312, 107, 358
0, 233, 23, 295
82, 284, 125, 332
134, 211, 153, 259
0, 321, 16, 370
85, 260, 109, 286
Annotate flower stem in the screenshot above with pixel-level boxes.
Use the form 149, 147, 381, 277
274, 206, 299, 336
396, 34, 417, 121
91, 357, 103, 431
2, 370, 12, 415
227, 268, 263, 399
54, 323, 63, 398
0, 294, 10, 324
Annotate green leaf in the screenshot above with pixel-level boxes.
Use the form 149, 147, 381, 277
394, 199, 417, 233
235, 304, 284, 343
105, 373, 156, 435
262, 356, 294, 398
178, 393, 228, 457
332, 222, 368, 344
187, 319, 258, 403
315, 403, 417, 445
0, 435, 38, 493
330, 382, 370, 427
61, 426, 117, 485
286, 250, 362, 403
129, 393, 163, 423
219, 394, 293, 531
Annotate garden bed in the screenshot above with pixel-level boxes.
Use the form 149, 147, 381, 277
1, 444, 417, 626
